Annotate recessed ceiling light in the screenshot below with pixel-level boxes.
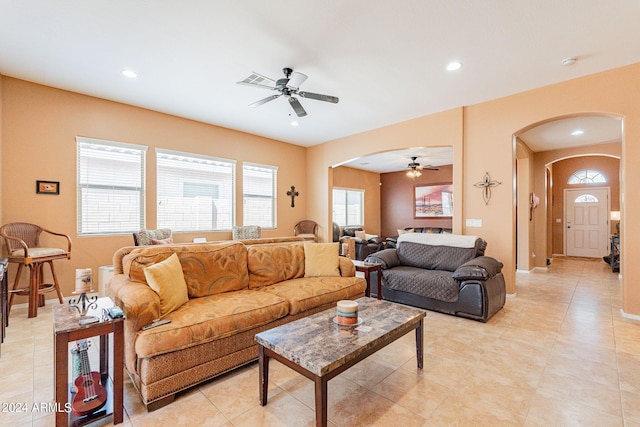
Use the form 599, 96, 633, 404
561, 57, 577, 66
571, 129, 584, 136
121, 69, 138, 78
290, 121, 299, 127
446, 61, 462, 71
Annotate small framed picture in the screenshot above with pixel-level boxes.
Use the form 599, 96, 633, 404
36, 180, 60, 195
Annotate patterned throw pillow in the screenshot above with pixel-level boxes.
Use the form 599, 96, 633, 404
232, 225, 261, 240
136, 228, 172, 246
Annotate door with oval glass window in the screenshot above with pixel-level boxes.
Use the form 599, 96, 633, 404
564, 188, 609, 258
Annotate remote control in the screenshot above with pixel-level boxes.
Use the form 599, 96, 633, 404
142, 319, 171, 330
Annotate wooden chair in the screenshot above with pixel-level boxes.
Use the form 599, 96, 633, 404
0, 223, 71, 318
294, 220, 318, 242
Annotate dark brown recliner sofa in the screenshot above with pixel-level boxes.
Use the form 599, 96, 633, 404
365, 233, 506, 322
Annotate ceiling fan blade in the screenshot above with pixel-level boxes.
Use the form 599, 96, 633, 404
424, 166, 440, 170
286, 72, 308, 90
237, 72, 277, 90
298, 91, 339, 103
249, 94, 281, 108
288, 97, 307, 117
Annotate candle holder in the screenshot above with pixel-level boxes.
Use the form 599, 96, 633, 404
69, 291, 98, 318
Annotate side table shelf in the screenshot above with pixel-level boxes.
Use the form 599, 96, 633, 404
352, 260, 383, 300
53, 297, 124, 426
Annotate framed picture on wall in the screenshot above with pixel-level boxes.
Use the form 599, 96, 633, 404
415, 183, 453, 218
36, 180, 60, 195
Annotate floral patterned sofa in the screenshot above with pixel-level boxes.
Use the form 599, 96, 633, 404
109, 241, 366, 410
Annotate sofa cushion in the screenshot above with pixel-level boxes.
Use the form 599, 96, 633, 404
304, 242, 340, 277
397, 241, 480, 272
143, 253, 189, 317
134, 289, 289, 358
382, 266, 459, 302
247, 242, 306, 289
123, 242, 249, 298
260, 276, 367, 315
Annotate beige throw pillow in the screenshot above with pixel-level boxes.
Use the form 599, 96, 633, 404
143, 252, 189, 317
304, 243, 340, 277
355, 230, 367, 240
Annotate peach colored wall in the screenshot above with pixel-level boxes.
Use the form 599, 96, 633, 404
380, 165, 453, 238
332, 166, 381, 235
310, 63, 640, 316
550, 156, 620, 254
308, 108, 465, 243
0, 74, 3, 226
515, 140, 535, 271
1, 77, 307, 301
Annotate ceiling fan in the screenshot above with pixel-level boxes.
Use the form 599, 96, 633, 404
237, 67, 339, 117
406, 156, 439, 178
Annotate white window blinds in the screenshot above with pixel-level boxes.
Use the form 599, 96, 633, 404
332, 188, 364, 227
76, 137, 147, 235
243, 163, 277, 228
156, 149, 235, 231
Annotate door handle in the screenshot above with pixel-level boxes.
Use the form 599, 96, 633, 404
567, 226, 571, 229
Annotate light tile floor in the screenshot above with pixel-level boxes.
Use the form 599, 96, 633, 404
1, 257, 639, 426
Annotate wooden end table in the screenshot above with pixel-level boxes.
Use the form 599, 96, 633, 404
255, 298, 425, 427
352, 260, 382, 300
53, 296, 124, 426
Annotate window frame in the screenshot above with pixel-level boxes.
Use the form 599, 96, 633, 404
332, 187, 365, 227
156, 148, 236, 232
76, 136, 147, 236
242, 162, 278, 229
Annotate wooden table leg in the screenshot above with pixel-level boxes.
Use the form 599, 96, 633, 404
314, 376, 328, 427
259, 345, 269, 406
376, 266, 382, 300
415, 318, 423, 369
54, 331, 68, 426
363, 269, 371, 297
113, 321, 124, 424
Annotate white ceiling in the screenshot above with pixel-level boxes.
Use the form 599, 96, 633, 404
0, 1, 637, 154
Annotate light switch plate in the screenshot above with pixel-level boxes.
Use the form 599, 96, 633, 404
466, 219, 482, 227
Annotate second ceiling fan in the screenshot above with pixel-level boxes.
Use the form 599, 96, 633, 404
237, 67, 339, 117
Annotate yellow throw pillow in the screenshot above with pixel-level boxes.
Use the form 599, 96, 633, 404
355, 230, 367, 240
304, 243, 340, 277
143, 252, 189, 317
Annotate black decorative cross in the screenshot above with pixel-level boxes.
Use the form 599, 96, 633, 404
287, 185, 299, 208
474, 172, 501, 205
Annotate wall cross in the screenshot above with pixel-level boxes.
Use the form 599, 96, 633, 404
474, 172, 501, 205
287, 185, 299, 208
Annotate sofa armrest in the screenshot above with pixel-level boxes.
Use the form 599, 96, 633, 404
110, 275, 161, 331
338, 256, 356, 276
452, 256, 503, 281
365, 248, 399, 269
368, 236, 385, 245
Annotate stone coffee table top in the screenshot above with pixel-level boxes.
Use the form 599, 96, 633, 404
255, 297, 426, 377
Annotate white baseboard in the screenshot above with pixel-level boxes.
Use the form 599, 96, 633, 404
621, 309, 640, 322
516, 269, 531, 274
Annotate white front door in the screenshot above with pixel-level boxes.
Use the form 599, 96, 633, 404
565, 188, 609, 258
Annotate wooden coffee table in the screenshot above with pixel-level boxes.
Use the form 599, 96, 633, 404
255, 297, 426, 427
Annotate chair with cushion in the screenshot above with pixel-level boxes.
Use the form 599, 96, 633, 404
342, 227, 385, 260
0, 222, 71, 318
294, 220, 318, 242
133, 228, 173, 246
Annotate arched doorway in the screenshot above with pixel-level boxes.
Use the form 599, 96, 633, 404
514, 114, 623, 273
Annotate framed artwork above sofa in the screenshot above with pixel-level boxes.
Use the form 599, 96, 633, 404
414, 183, 453, 218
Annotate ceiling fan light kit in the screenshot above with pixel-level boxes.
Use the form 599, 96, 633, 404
406, 156, 438, 178
238, 67, 339, 118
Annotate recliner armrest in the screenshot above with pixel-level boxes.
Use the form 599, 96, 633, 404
452, 256, 503, 281
365, 248, 399, 269
368, 236, 384, 244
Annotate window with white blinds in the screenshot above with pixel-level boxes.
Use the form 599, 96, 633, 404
76, 137, 147, 235
332, 188, 364, 227
243, 163, 277, 228
156, 149, 235, 231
